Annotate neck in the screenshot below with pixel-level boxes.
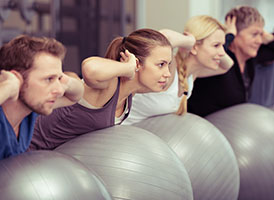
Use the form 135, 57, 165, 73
119, 75, 142, 102
229, 44, 249, 73
2, 99, 31, 137
184, 56, 202, 81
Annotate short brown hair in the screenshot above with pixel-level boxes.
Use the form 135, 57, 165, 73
225, 6, 264, 32
0, 35, 66, 74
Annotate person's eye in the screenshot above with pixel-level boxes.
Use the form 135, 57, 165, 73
46, 77, 54, 82
159, 63, 165, 67
158, 62, 165, 68
214, 43, 221, 48
252, 32, 259, 37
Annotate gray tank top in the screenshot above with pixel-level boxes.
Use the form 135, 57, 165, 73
30, 79, 132, 150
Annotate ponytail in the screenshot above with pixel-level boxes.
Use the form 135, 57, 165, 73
175, 51, 189, 115
104, 37, 125, 61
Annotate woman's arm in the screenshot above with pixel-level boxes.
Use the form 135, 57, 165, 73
82, 50, 137, 89
159, 29, 196, 50
195, 53, 233, 79
53, 72, 84, 108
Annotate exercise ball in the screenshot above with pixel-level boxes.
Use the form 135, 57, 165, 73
206, 103, 274, 200
55, 125, 193, 200
0, 151, 112, 200
133, 113, 240, 200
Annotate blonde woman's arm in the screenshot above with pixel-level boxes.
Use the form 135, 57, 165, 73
159, 29, 196, 50
195, 53, 234, 78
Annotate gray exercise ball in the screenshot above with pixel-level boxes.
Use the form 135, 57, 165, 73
0, 151, 112, 200
133, 113, 240, 200
55, 125, 193, 200
206, 103, 274, 200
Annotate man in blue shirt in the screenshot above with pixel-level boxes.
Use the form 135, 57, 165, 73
0, 35, 84, 159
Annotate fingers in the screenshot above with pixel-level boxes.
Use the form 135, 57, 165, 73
60, 73, 70, 84
120, 49, 135, 63
226, 15, 236, 25
120, 51, 127, 62
183, 31, 191, 36
231, 15, 236, 24
0, 70, 18, 82
225, 15, 237, 35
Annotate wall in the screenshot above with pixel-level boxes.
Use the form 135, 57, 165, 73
136, 0, 189, 33
137, 0, 274, 33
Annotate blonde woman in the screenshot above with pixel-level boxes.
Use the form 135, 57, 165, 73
123, 15, 233, 125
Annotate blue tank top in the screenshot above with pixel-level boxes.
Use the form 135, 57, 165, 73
0, 106, 38, 159
30, 79, 132, 150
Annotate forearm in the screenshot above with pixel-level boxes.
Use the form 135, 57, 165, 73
82, 57, 133, 86
0, 82, 14, 105
224, 33, 235, 51
220, 53, 234, 70
196, 54, 233, 78
63, 77, 84, 102
159, 29, 195, 50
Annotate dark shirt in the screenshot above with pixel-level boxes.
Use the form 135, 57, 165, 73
188, 34, 274, 117
29, 78, 132, 150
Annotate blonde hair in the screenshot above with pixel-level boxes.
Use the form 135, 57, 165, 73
225, 6, 264, 33
176, 15, 225, 115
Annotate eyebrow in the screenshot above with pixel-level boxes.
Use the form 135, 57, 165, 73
159, 60, 169, 64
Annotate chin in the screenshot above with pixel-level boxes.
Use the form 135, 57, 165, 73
37, 108, 53, 116
150, 87, 162, 93
247, 50, 258, 58
206, 64, 218, 70
212, 65, 219, 70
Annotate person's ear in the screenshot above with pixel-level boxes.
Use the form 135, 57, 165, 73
135, 58, 141, 72
10, 70, 24, 87
190, 44, 199, 55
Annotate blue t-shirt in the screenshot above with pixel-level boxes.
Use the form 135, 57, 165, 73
0, 106, 38, 159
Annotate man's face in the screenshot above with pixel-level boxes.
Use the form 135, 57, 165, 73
19, 52, 65, 115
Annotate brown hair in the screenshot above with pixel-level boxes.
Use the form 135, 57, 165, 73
104, 28, 171, 65
0, 35, 66, 77
225, 6, 264, 33
176, 15, 225, 115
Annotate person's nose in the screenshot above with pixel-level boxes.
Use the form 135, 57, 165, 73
52, 80, 65, 97
219, 46, 226, 57
256, 35, 263, 45
164, 66, 171, 78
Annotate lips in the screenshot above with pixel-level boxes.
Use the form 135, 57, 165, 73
215, 60, 221, 64
158, 80, 167, 85
47, 99, 56, 104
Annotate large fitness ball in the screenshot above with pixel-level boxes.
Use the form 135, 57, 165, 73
56, 125, 193, 200
0, 151, 112, 200
206, 103, 274, 200
134, 113, 239, 200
